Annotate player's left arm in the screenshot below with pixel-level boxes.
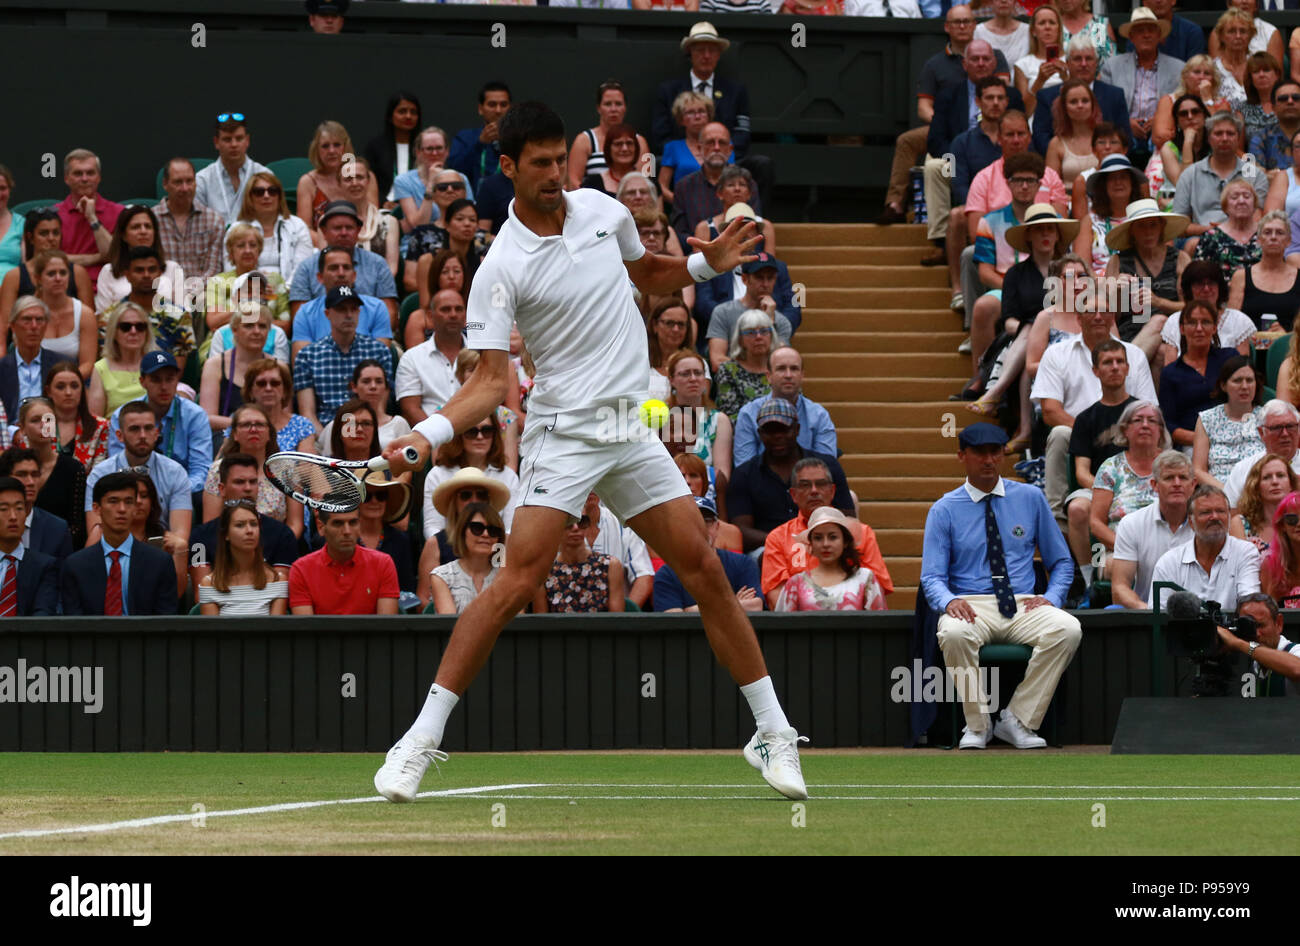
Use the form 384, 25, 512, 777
624, 216, 762, 295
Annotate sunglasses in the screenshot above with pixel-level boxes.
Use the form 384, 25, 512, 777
465, 521, 505, 539
223, 499, 257, 510
1278, 94, 1300, 103
253, 377, 282, 388
216, 112, 246, 123
1176, 109, 1204, 118
435, 182, 466, 191
456, 487, 492, 503
740, 327, 772, 337
1284, 514, 1300, 526
569, 515, 592, 530
250, 186, 281, 197
118, 322, 148, 333
464, 425, 496, 439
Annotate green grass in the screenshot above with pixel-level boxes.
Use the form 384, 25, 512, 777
1, 751, 1298, 855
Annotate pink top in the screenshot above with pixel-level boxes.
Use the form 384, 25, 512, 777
965, 159, 1068, 218
57, 193, 125, 283
775, 568, 886, 612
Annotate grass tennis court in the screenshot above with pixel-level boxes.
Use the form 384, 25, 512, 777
2, 750, 1297, 855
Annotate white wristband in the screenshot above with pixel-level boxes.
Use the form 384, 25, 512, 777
687, 252, 721, 283
413, 413, 455, 450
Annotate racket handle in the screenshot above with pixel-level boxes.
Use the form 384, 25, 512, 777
367, 445, 421, 472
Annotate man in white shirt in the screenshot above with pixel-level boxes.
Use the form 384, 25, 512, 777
1150, 485, 1260, 611
1111, 450, 1195, 608
396, 289, 465, 425
1031, 303, 1157, 521
585, 494, 655, 610
1223, 400, 1300, 507
194, 114, 269, 225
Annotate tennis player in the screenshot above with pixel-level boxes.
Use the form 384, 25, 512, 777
374, 102, 807, 801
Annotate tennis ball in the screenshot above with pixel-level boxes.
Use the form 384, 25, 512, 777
639, 398, 670, 429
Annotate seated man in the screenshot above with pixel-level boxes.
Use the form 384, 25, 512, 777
195, 113, 269, 226
98, 247, 197, 374
1111, 449, 1194, 608
0, 475, 57, 616
733, 348, 837, 468
289, 507, 400, 615
60, 471, 179, 615
727, 399, 854, 553
448, 81, 510, 192
395, 289, 466, 425
1218, 593, 1300, 696
290, 247, 392, 359
655, 496, 762, 613
188, 453, 300, 589
1223, 400, 1300, 507
695, 250, 800, 344
0, 299, 62, 422
761, 457, 893, 610
0, 448, 75, 561
107, 351, 211, 497
56, 148, 123, 281
1170, 111, 1271, 234
921, 423, 1080, 749
85, 400, 192, 546
154, 157, 226, 280
1097, 9, 1184, 162
670, 124, 761, 250
287, 201, 398, 321
292, 285, 394, 428
1150, 484, 1260, 611
585, 493, 655, 611
704, 254, 794, 372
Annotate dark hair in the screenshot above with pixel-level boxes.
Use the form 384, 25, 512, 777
162, 157, 195, 184
1212, 354, 1263, 404
1091, 338, 1127, 367
214, 114, 248, 135
0, 476, 24, 502
111, 208, 165, 276
478, 80, 511, 105
350, 358, 389, 389
1180, 299, 1222, 348
118, 399, 154, 423
499, 101, 566, 164
1091, 121, 1129, 147
43, 360, 97, 440
603, 123, 641, 169
443, 198, 477, 225
449, 500, 505, 559
219, 403, 273, 458
330, 398, 380, 459
974, 75, 1007, 98
806, 520, 861, 579
127, 468, 166, 539
1180, 260, 1228, 309
211, 499, 267, 594
317, 244, 353, 274
595, 78, 626, 106
1273, 81, 1300, 104
219, 452, 259, 483
424, 249, 471, 302
1169, 95, 1210, 161
22, 208, 60, 258
0, 447, 37, 477
647, 298, 694, 369
1246, 51, 1282, 106
93, 470, 138, 504
1002, 150, 1045, 181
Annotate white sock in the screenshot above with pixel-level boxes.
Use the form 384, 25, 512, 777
1081, 564, 1094, 587
408, 683, 460, 745
740, 676, 790, 733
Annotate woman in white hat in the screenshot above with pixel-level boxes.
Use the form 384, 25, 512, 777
1075, 153, 1144, 276
774, 507, 884, 612
1230, 210, 1300, 331
415, 467, 511, 609
421, 414, 519, 539
430, 502, 505, 615
1104, 198, 1190, 357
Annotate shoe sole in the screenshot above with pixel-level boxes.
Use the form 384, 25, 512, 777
992, 724, 1046, 749
743, 741, 809, 800
374, 773, 417, 803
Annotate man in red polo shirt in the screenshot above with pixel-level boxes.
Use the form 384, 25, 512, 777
289, 508, 400, 614
56, 149, 124, 282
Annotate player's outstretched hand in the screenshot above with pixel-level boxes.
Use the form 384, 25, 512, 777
687, 216, 762, 276
384, 432, 431, 475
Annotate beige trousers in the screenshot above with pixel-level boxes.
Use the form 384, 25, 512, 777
922, 154, 951, 241
1044, 425, 1072, 524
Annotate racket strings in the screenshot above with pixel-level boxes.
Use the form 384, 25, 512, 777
265, 456, 365, 511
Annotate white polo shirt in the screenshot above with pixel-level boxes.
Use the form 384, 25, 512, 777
1112, 502, 1194, 605
1030, 335, 1157, 418
466, 189, 647, 418
590, 504, 654, 588
1223, 448, 1300, 508
1150, 535, 1261, 612
395, 337, 461, 416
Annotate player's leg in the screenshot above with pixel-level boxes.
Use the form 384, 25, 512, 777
627, 494, 808, 800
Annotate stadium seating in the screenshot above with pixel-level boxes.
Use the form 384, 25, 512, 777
266, 158, 315, 211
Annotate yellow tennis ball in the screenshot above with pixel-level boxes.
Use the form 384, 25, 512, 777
640, 398, 669, 429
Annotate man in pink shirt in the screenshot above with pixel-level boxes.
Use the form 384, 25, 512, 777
56, 149, 124, 283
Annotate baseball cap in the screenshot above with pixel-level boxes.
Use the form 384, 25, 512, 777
694, 495, 717, 518
756, 397, 798, 427
325, 285, 362, 309
741, 252, 780, 274
958, 422, 1009, 449
318, 200, 361, 226
724, 202, 756, 224
306, 0, 349, 14
140, 350, 179, 376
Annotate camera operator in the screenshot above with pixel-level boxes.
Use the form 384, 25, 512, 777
1219, 593, 1300, 696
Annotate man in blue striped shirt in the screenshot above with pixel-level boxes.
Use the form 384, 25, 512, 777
921, 423, 1081, 749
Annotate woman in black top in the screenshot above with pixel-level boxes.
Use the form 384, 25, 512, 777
1158, 299, 1237, 449
1231, 209, 1300, 330
0, 210, 94, 344
1105, 198, 1191, 354
14, 399, 86, 546
362, 90, 422, 206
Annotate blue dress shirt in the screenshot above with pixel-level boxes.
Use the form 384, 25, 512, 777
291, 293, 392, 345
732, 394, 838, 468
288, 247, 397, 303
100, 533, 135, 616
921, 477, 1074, 612
107, 397, 213, 493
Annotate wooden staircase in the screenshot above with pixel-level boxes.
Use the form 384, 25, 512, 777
777, 222, 973, 602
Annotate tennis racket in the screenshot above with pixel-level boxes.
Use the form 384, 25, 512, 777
264, 447, 421, 513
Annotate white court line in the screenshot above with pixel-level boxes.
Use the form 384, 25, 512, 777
437, 793, 1300, 802
530, 783, 1300, 790
0, 783, 546, 841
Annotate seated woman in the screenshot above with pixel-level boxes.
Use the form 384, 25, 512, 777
1241, 51, 1283, 148
297, 120, 377, 245
580, 123, 643, 198
421, 413, 520, 539
1191, 178, 1263, 285
14, 399, 87, 546
1259, 490, 1300, 605
127, 470, 188, 600
631, 209, 694, 317
675, 452, 741, 551
658, 90, 714, 205
1014, 4, 1065, 119
200, 302, 275, 440
407, 249, 470, 349
1024, 254, 1087, 379
1160, 260, 1256, 364
198, 499, 289, 616
714, 310, 774, 421
1231, 210, 1300, 330
340, 155, 399, 279
1211, 8, 1258, 111
405, 198, 486, 295
1104, 199, 1189, 357
241, 359, 315, 454
616, 173, 685, 256
451, 348, 521, 470
416, 468, 512, 606
430, 502, 505, 615
228, 171, 314, 279
93, 206, 184, 314
31, 250, 96, 380
1090, 399, 1170, 557
568, 80, 653, 191
1074, 152, 1142, 277
666, 349, 732, 480
1154, 55, 1233, 150
535, 515, 625, 613
1160, 300, 1240, 449
0, 210, 93, 348
1230, 453, 1300, 553
1151, 94, 1210, 203
1193, 355, 1264, 489
39, 361, 109, 471
1046, 79, 1102, 189
647, 300, 698, 402
203, 403, 305, 539
693, 167, 776, 257
318, 360, 411, 452
204, 224, 290, 347
89, 302, 157, 418
775, 506, 885, 612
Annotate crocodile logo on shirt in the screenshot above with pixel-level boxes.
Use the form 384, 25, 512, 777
595, 230, 608, 238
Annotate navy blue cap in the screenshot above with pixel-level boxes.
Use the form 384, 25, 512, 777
306, 0, 349, 11
958, 422, 1009, 449
741, 252, 780, 274
694, 494, 717, 517
140, 350, 178, 375
325, 284, 362, 309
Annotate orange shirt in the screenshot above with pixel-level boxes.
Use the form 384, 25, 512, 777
761, 512, 893, 598
289, 544, 400, 614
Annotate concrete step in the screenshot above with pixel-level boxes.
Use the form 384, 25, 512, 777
777, 223, 929, 247
838, 426, 972, 453
840, 453, 966, 476
871, 528, 925, 557
802, 351, 971, 378
799, 308, 963, 332
850, 475, 964, 501
803, 377, 968, 401
796, 331, 967, 354
809, 286, 954, 309
825, 400, 982, 426
780, 245, 936, 266
787, 264, 949, 289
856, 502, 935, 529
886, 557, 923, 588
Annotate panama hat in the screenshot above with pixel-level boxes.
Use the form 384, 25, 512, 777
1105, 198, 1190, 250
1086, 153, 1144, 204
793, 506, 864, 547
1005, 204, 1080, 254
430, 467, 510, 518
1118, 7, 1171, 40
362, 470, 413, 524
681, 21, 730, 51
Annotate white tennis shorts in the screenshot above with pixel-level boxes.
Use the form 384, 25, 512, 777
517, 405, 690, 521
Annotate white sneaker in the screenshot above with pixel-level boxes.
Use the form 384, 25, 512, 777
374, 734, 449, 802
958, 713, 993, 749
993, 711, 1047, 749
744, 728, 810, 800
957, 336, 972, 354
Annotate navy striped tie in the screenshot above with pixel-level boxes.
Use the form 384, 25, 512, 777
984, 496, 1018, 618
0, 555, 17, 617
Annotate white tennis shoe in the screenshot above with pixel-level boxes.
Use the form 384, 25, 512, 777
374, 735, 449, 802
744, 728, 810, 800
